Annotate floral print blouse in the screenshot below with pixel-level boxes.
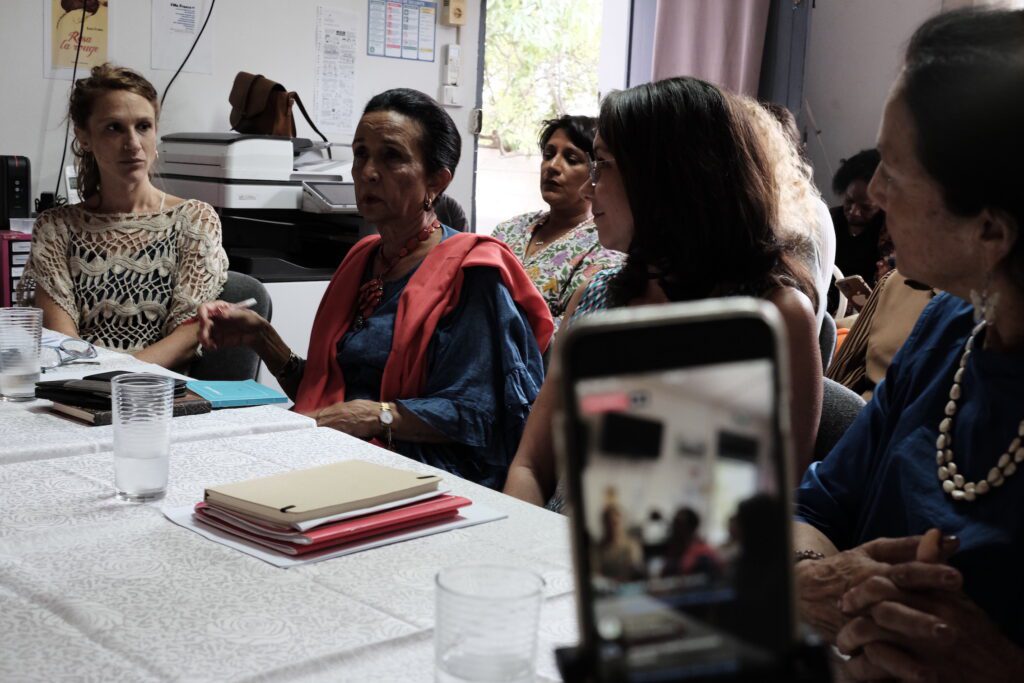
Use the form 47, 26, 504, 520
491, 210, 624, 328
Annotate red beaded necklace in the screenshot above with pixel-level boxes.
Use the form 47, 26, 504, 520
353, 220, 440, 329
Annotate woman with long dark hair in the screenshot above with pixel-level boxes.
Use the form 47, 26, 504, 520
503, 76, 822, 508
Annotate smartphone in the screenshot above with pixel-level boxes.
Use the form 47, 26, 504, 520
835, 275, 872, 308
557, 299, 796, 682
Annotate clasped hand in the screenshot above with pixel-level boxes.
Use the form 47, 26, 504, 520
196, 300, 267, 351
829, 529, 1022, 682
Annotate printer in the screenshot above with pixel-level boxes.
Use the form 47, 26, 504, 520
154, 132, 367, 283
156, 132, 357, 212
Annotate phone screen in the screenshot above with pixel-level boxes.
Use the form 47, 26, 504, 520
571, 351, 791, 679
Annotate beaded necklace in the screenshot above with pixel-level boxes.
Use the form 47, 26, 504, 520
353, 220, 439, 330
936, 318, 1024, 501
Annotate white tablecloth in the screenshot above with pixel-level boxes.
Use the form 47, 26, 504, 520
0, 427, 579, 682
1, 342, 314, 464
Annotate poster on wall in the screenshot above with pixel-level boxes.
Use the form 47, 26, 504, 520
44, 0, 112, 80
151, 0, 213, 74
314, 5, 358, 137
367, 0, 436, 62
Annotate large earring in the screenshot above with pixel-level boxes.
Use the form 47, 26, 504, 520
970, 276, 999, 326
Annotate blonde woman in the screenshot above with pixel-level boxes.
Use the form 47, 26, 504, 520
20, 64, 228, 369
737, 97, 836, 329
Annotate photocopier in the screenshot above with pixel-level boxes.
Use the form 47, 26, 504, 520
154, 132, 368, 283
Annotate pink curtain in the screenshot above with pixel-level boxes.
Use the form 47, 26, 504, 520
651, 0, 772, 96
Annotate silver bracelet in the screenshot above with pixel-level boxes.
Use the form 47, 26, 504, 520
274, 351, 303, 379
794, 549, 826, 564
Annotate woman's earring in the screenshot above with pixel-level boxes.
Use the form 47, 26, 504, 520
970, 276, 999, 326
423, 196, 433, 211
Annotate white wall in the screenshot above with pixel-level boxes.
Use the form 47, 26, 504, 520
0, 0, 480, 220
803, 0, 941, 204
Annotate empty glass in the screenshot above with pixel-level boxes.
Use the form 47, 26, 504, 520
112, 374, 175, 502
0, 307, 43, 401
435, 565, 545, 683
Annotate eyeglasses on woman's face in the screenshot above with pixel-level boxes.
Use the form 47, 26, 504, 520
588, 158, 613, 186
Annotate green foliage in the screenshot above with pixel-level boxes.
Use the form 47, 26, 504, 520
483, 0, 602, 153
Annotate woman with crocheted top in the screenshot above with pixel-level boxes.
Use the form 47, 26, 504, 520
19, 64, 228, 370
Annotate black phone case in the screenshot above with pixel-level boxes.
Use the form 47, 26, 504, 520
36, 372, 187, 408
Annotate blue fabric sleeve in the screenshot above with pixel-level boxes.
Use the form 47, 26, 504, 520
795, 381, 889, 550
794, 295, 946, 549
395, 267, 544, 471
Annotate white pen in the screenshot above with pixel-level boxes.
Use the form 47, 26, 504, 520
183, 297, 258, 325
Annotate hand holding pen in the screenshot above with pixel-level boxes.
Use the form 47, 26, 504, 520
193, 298, 267, 351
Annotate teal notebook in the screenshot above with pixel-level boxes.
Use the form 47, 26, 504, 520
185, 380, 289, 409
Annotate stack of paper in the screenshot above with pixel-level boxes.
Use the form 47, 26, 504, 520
194, 460, 471, 557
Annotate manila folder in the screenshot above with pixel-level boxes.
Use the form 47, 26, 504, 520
204, 460, 442, 525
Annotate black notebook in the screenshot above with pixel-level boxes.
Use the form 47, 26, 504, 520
35, 372, 206, 426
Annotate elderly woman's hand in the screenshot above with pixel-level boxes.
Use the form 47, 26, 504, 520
308, 400, 382, 439
837, 582, 1024, 682
797, 535, 935, 642
833, 529, 1023, 682
196, 300, 268, 351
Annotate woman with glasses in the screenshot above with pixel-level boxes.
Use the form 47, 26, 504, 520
503, 76, 822, 509
491, 115, 623, 329
19, 63, 228, 370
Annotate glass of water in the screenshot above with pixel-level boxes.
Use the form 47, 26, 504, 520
112, 373, 175, 502
435, 565, 545, 683
0, 307, 42, 401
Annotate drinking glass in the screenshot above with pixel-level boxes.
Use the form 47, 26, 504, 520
435, 565, 545, 683
0, 307, 42, 401
112, 374, 175, 502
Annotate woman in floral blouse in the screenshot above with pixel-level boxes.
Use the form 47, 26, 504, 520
491, 115, 623, 328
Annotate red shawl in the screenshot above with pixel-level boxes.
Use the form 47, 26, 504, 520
293, 232, 554, 414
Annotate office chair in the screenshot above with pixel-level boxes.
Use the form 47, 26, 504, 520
818, 312, 837, 372
434, 194, 468, 231
188, 271, 273, 381
814, 378, 866, 462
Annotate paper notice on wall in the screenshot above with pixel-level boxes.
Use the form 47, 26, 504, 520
314, 6, 358, 137
367, 0, 435, 62
417, 1, 436, 62
151, 0, 213, 74
44, 0, 111, 80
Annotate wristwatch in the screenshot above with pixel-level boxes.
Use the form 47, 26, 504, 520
379, 402, 394, 449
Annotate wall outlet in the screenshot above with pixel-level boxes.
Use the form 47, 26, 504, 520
440, 85, 460, 107
441, 0, 467, 26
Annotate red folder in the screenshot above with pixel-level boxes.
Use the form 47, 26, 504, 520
193, 495, 472, 555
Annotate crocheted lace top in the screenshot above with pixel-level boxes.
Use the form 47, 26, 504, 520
19, 199, 229, 353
